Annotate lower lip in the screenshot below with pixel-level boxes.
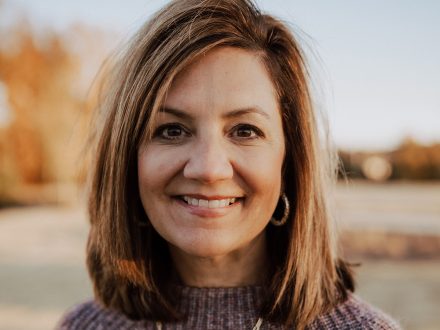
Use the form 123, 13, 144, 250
174, 197, 241, 218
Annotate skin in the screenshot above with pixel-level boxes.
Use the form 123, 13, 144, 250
138, 47, 285, 287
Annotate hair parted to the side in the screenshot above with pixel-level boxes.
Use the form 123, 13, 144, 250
86, 0, 354, 328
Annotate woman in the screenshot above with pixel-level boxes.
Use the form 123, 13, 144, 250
58, 0, 400, 329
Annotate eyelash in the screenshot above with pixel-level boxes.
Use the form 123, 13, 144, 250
153, 123, 190, 141
230, 124, 264, 139
152, 123, 264, 141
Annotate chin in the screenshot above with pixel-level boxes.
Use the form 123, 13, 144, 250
174, 234, 238, 258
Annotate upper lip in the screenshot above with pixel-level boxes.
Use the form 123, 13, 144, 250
175, 194, 243, 200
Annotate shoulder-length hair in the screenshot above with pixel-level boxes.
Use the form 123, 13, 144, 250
86, 0, 354, 328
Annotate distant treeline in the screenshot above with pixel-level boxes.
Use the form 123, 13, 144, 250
0, 5, 96, 206
339, 139, 440, 181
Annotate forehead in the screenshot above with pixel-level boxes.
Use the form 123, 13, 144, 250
163, 47, 279, 116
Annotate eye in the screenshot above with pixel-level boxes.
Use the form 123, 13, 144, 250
153, 123, 190, 141
230, 124, 264, 139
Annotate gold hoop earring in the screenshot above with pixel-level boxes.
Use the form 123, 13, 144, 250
270, 193, 290, 226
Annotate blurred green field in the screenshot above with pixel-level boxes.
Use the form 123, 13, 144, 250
0, 181, 439, 330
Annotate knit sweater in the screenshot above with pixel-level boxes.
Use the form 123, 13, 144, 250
56, 286, 401, 329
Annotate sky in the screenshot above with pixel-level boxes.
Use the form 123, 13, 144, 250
2, 0, 440, 151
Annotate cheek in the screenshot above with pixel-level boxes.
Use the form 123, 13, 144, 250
138, 149, 158, 196
235, 144, 285, 202
137, 146, 182, 198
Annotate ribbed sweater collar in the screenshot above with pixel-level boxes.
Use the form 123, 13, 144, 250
176, 285, 265, 311
170, 285, 266, 328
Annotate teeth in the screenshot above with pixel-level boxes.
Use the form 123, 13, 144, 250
181, 196, 238, 208
209, 200, 220, 208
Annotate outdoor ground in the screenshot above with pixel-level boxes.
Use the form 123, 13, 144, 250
0, 181, 439, 330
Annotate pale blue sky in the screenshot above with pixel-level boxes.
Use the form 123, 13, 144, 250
3, 0, 440, 150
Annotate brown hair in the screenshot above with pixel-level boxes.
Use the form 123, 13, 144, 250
86, 0, 354, 328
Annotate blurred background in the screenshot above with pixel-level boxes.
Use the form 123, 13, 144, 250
0, 0, 439, 329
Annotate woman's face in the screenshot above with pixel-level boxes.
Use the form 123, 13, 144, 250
138, 47, 285, 258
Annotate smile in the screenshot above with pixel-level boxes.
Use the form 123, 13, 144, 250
181, 196, 237, 208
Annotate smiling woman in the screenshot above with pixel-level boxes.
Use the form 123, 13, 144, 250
138, 47, 285, 268
57, 0, 400, 329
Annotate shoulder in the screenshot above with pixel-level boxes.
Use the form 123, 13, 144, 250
308, 293, 402, 330
55, 299, 155, 330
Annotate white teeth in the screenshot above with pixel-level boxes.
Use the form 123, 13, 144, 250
218, 200, 228, 207
181, 196, 238, 208
209, 200, 220, 208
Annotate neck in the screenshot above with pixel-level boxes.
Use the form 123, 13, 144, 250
169, 232, 269, 287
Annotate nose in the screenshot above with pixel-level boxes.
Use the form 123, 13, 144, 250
183, 135, 234, 183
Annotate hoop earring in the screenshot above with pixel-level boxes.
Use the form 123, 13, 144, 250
270, 193, 290, 226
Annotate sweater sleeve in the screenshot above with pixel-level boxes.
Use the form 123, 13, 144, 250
55, 301, 103, 330
55, 300, 160, 330
308, 293, 402, 330
55, 300, 148, 330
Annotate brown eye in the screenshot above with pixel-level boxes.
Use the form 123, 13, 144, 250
236, 127, 254, 138
231, 124, 263, 139
164, 126, 182, 137
154, 123, 189, 140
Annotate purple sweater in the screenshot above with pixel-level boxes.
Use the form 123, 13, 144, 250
57, 286, 401, 329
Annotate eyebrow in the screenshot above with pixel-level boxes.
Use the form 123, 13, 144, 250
159, 106, 271, 120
